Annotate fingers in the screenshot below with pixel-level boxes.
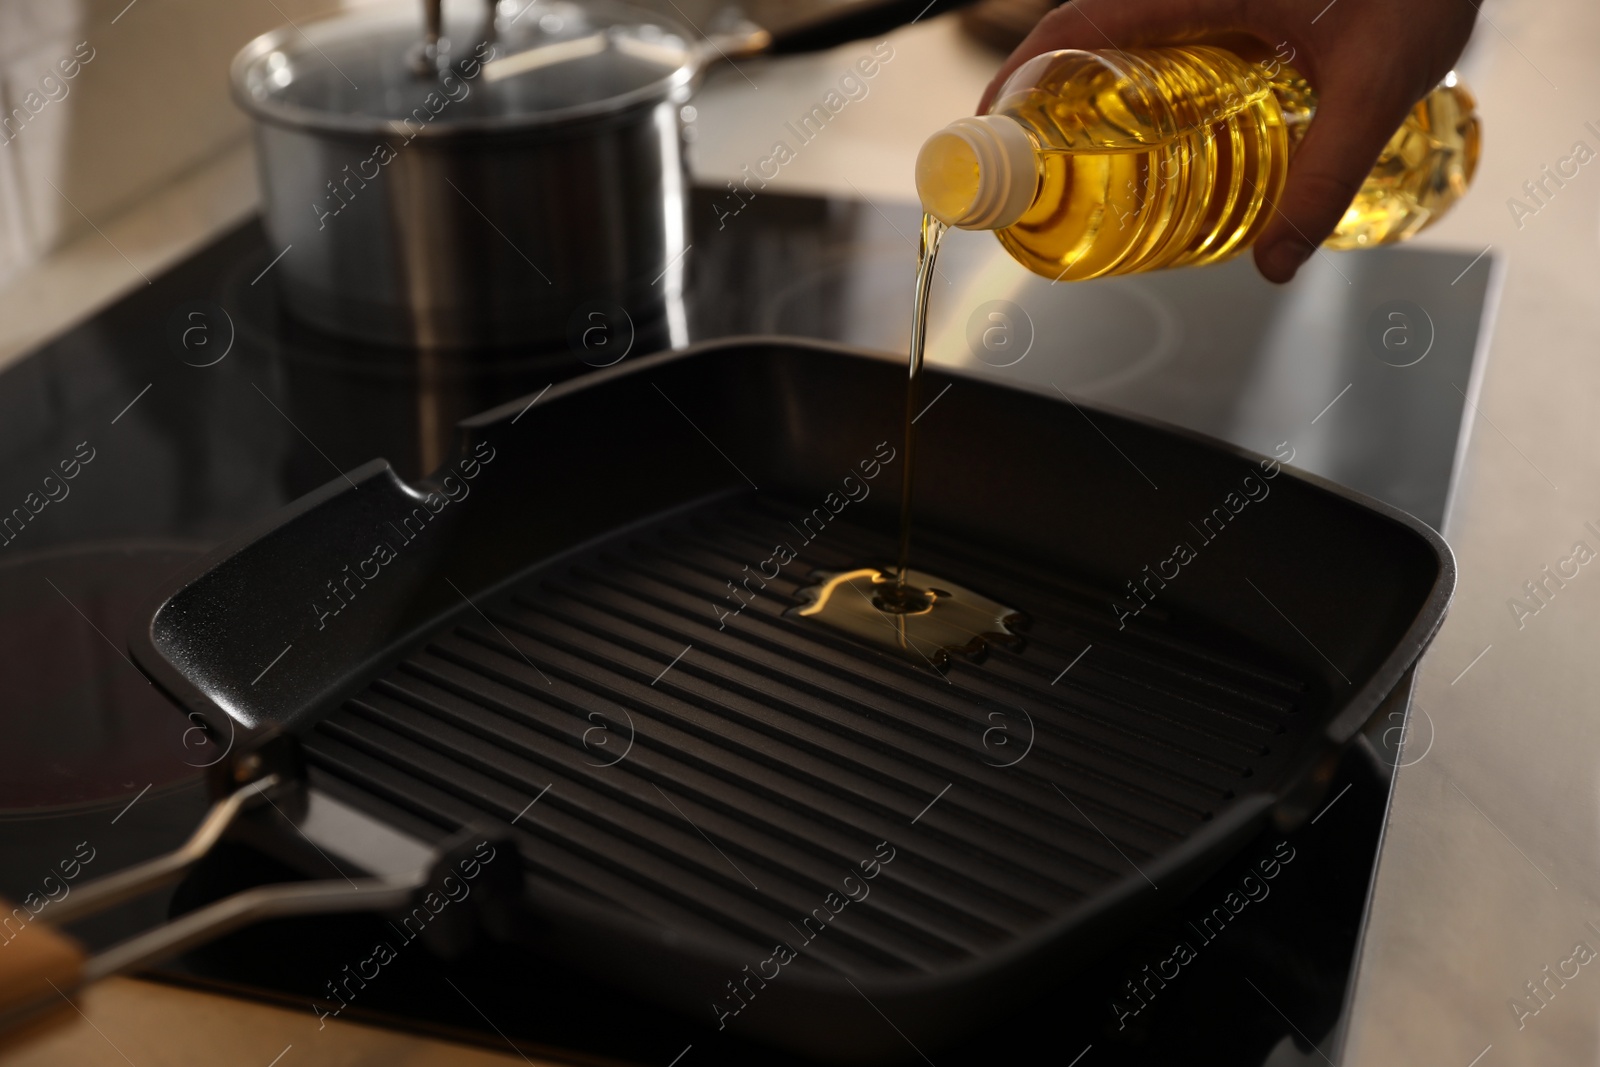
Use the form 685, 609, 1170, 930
1253, 79, 1414, 282
978, 0, 1251, 112
979, 0, 1441, 283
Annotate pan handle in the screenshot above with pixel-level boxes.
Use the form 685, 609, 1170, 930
0, 761, 433, 1037
78, 875, 421, 987
695, 0, 979, 66
0, 904, 84, 1038
0, 736, 522, 1038
41, 776, 281, 928
0, 875, 422, 1039
0, 770, 291, 1037
761, 0, 979, 56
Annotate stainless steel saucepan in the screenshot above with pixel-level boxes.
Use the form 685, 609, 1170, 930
231, 0, 968, 350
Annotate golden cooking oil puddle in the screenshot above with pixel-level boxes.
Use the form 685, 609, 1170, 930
789, 567, 1022, 668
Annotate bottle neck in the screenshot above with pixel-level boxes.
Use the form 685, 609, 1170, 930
914, 115, 1040, 230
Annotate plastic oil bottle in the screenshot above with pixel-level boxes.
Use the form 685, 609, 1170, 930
793, 47, 1480, 664
915, 45, 1481, 279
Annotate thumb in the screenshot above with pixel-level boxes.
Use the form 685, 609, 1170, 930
1254, 82, 1412, 282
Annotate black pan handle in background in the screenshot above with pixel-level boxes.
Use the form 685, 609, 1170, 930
668, 0, 981, 58
760, 0, 979, 55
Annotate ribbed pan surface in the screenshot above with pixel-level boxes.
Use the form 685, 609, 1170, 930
301, 494, 1311, 978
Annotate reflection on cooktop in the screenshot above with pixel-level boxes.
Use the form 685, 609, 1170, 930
0, 543, 214, 958
0, 545, 209, 812
0, 184, 1485, 1066
744, 222, 1494, 532
763, 243, 1185, 395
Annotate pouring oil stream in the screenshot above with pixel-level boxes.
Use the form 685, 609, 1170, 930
788, 214, 1021, 666
889, 213, 948, 612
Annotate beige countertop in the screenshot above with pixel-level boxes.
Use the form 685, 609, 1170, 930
2, 976, 560, 1066
3, 3, 1599, 1064
1336, 0, 1600, 1061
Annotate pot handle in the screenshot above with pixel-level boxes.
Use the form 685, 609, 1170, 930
696, 0, 980, 64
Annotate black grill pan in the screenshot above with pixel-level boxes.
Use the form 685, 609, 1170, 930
130, 338, 1453, 1062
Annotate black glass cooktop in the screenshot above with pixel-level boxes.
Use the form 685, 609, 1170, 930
0, 183, 1491, 1065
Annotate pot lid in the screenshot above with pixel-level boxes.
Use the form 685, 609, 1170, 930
232, 0, 699, 135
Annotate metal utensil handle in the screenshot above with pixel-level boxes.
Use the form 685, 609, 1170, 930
412, 0, 498, 76
0, 770, 291, 1036
40, 776, 280, 928
0, 869, 423, 1038
0, 744, 440, 1038
81, 873, 422, 984
425, 0, 442, 44
410, 0, 444, 74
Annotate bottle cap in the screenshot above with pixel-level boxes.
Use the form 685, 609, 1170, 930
915, 114, 1038, 230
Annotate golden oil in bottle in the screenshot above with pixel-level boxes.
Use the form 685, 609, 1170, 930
1321, 71, 1480, 249
915, 46, 1481, 280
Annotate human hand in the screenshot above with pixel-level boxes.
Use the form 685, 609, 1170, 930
977, 0, 1479, 282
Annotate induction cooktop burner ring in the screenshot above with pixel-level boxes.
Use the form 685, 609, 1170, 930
756, 239, 1184, 396
0, 540, 211, 817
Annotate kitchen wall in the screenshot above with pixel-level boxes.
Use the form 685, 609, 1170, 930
0, 0, 326, 291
